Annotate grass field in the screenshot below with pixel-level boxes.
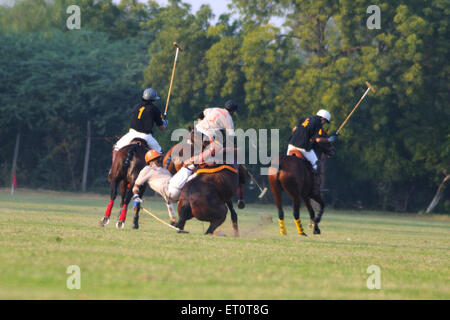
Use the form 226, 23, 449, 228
0, 188, 449, 300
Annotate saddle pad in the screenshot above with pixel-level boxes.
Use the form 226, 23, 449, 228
196, 165, 238, 174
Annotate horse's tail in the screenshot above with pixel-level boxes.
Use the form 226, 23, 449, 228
123, 144, 138, 170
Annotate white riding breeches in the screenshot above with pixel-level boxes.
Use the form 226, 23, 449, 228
287, 144, 318, 170
166, 203, 176, 221
167, 165, 196, 202
114, 129, 162, 152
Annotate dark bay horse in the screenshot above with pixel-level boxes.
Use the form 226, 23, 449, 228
163, 138, 246, 237
99, 138, 149, 229
268, 139, 335, 236
176, 161, 240, 236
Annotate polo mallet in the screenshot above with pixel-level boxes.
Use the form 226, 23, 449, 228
141, 205, 188, 233
243, 165, 268, 199
164, 42, 184, 120
336, 81, 375, 135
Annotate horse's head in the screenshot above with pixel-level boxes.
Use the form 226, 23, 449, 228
314, 131, 336, 158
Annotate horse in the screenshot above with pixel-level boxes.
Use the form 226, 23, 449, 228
99, 138, 149, 229
175, 148, 241, 236
268, 138, 335, 236
162, 134, 247, 237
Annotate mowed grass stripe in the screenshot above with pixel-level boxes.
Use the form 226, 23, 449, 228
0, 189, 449, 299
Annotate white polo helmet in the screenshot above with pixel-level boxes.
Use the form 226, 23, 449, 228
316, 109, 331, 122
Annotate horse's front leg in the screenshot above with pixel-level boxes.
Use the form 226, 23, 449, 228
303, 196, 316, 230
227, 201, 239, 237
310, 194, 325, 235
133, 184, 146, 230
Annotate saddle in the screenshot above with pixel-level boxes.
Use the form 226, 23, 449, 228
129, 138, 149, 149
288, 149, 314, 172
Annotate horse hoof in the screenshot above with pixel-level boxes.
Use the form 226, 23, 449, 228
116, 220, 125, 229
177, 229, 189, 234
314, 228, 321, 235
237, 200, 245, 209
99, 217, 110, 227
132, 223, 139, 230
299, 232, 308, 237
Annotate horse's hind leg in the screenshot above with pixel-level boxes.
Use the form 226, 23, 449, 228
100, 180, 119, 227
205, 207, 227, 235
227, 201, 239, 237
269, 174, 287, 235
281, 178, 306, 237
117, 182, 134, 229
290, 194, 306, 236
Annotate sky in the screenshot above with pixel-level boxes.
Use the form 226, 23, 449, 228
0, 0, 232, 17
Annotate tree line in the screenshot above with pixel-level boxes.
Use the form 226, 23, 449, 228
0, 0, 448, 213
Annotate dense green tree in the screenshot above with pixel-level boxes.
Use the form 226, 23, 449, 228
0, 0, 447, 212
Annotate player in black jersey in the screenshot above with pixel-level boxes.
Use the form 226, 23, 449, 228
287, 109, 337, 193
113, 88, 167, 163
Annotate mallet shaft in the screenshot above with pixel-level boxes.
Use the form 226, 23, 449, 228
336, 83, 374, 135
164, 43, 183, 118
142, 206, 180, 231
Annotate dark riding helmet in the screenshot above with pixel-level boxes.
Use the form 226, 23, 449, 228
224, 100, 239, 113
142, 88, 160, 101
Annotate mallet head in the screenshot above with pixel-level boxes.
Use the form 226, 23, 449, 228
365, 81, 375, 93
173, 42, 184, 51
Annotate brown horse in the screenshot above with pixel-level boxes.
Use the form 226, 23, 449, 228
176, 160, 240, 236
268, 139, 335, 236
163, 137, 247, 236
99, 138, 149, 229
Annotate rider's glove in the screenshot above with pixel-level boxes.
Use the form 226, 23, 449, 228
132, 194, 142, 209
328, 135, 338, 143
162, 120, 168, 128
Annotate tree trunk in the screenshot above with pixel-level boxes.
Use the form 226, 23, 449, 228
81, 121, 91, 192
426, 173, 450, 213
10, 132, 21, 195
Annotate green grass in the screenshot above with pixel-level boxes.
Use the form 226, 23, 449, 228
0, 188, 449, 300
